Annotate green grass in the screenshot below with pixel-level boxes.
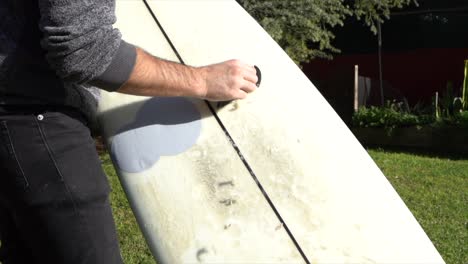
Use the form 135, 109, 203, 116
367, 149, 467, 264
101, 154, 155, 264
102, 150, 467, 264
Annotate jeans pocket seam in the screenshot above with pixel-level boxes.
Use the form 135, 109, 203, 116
1, 121, 29, 188
34, 119, 65, 182
34, 119, 83, 210
34, 118, 92, 242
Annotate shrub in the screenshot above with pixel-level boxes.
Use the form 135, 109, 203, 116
352, 101, 434, 130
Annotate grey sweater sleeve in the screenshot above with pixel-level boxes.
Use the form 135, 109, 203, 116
37, 0, 136, 92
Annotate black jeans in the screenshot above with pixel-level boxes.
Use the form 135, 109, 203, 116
0, 109, 123, 264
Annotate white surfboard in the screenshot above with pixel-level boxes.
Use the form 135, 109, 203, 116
98, 0, 445, 263
98, 1, 303, 263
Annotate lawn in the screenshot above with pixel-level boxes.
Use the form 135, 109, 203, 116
367, 149, 467, 264
103, 149, 467, 264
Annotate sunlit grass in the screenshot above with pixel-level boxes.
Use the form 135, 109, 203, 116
368, 149, 467, 264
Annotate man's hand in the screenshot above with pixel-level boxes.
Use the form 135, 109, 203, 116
198, 60, 258, 101
117, 48, 258, 101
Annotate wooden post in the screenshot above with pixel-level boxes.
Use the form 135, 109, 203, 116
354, 65, 359, 112
378, 21, 384, 106
463, 60, 468, 110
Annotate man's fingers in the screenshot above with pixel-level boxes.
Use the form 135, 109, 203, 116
240, 80, 257, 93
202, 59, 258, 101
235, 89, 248, 99
243, 64, 257, 75
230, 59, 255, 72
243, 70, 258, 85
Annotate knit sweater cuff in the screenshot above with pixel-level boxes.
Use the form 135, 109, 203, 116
90, 40, 137, 92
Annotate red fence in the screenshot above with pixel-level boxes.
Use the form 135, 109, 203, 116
303, 48, 468, 105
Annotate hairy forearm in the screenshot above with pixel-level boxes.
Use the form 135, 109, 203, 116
117, 48, 204, 98
117, 46, 258, 101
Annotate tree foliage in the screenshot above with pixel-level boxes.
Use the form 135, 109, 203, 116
237, 0, 417, 64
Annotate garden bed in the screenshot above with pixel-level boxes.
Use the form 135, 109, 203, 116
352, 126, 468, 154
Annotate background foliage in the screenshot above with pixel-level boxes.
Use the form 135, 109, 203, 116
352, 100, 434, 131
237, 0, 417, 64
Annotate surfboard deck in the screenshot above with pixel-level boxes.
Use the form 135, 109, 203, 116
98, 1, 304, 263
145, 1, 445, 263
98, 0, 445, 263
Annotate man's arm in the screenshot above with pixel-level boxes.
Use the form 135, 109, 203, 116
37, 0, 257, 101
118, 48, 258, 101
38, 0, 134, 91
